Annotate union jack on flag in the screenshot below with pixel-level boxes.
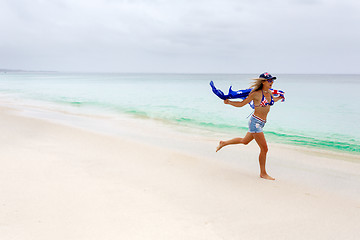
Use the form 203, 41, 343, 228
270, 89, 285, 102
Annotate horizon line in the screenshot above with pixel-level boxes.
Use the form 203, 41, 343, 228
1, 69, 359, 75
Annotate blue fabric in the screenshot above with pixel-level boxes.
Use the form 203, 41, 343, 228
210, 81, 252, 100
209, 81, 227, 100
210, 81, 254, 108
228, 86, 252, 99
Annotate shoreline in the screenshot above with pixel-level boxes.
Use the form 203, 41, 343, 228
1, 95, 359, 159
0, 102, 359, 239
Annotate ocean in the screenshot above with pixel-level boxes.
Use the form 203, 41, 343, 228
0, 72, 359, 155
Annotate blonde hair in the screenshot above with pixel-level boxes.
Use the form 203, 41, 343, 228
250, 79, 265, 93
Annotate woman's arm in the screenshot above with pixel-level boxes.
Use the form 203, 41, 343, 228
224, 93, 254, 108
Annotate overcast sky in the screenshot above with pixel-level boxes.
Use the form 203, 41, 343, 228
0, 0, 359, 73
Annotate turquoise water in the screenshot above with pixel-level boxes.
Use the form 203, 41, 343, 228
0, 72, 359, 154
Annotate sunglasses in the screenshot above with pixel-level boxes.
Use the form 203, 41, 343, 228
266, 79, 274, 83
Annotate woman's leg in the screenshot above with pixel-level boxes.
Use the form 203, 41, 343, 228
216, 132, 254, 152
253, 132, 275, 180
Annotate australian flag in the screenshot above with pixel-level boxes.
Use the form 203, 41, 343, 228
210, 81, 285, 108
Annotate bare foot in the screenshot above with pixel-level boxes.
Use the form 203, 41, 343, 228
260, 174, 275, 180
216, 141, 225, 152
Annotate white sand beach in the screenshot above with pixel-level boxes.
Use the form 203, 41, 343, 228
0, 104, 359, 240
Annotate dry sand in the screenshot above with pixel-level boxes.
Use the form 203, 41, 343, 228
0, 105, 359, 240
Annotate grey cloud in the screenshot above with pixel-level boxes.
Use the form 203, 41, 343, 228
0, 0, 359, 73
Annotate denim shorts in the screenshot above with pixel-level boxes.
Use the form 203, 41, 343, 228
248, 115, 266, 133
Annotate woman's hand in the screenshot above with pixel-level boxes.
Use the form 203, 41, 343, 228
274, 96, 283, 102
224, 92, 254, 108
